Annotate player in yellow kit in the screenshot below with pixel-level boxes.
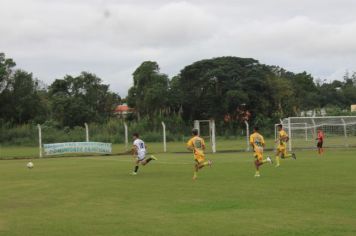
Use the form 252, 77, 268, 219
275, 124, 296, 167
186, 128, 212, 180
250, 126, 272, 177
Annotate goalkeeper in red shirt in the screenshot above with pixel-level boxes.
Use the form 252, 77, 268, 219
316, 128, 324, 155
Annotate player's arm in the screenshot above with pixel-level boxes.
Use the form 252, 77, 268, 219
201, 139, 206, 151
275, 135, 284, 143
186, 139, 194, 151
249, 136, 255, 151
261, 136, 265, 148
131, 145, 138, 156
187, 145, 194, 151
277, 133, 288, 143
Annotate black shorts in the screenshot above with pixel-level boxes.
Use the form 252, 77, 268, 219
317, 141, 323, 148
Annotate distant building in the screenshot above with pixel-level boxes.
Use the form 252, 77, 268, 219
114, 104, 134, 118
300, 108, 326, 117
351, 105, 356, 112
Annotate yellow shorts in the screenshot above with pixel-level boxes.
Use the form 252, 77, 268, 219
277, 145, 287, 157
254, 152, 263, 161
194, 155, 206, 163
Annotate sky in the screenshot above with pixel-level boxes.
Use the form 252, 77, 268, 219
1, 0, 356, 96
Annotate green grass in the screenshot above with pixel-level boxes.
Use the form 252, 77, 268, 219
1, 148, 356, 236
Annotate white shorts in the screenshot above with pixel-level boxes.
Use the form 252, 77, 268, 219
137, 152, 146, 161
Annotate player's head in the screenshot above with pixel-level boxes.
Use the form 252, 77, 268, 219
318, 128, 322, 132
277, 124, 283, 131
192, 128, 199, 136
132, 132, 139, 139
253, 126, 259, 132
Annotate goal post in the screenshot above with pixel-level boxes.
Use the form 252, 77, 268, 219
244, 121, 250, 151
277, 116, 356, 150
193, 120, 216, 153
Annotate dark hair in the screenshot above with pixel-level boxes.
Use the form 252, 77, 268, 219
253, 126, 259, 131
277, 124, 283, 128
192, 128, 198, 136
133, 132, 139, 138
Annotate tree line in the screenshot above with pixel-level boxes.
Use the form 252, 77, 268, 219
1, 52, 356, 129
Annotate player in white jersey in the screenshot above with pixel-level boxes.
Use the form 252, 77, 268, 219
131, 133, 157, 175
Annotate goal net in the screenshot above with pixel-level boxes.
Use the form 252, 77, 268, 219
194, 120, 216, 153
277, 116, 356, 151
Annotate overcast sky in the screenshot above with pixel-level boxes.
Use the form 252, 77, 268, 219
1, 0, 356, 96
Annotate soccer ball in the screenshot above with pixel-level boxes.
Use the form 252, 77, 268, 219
27, 162, 34, 169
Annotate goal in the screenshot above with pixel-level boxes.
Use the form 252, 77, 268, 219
193, 120, 216, 153
277, 116, 356, 151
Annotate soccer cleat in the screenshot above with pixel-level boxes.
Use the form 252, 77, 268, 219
131, 172, 137, 175
267, 156, 272, 164
150, 155, 158, 160
292, 153, 296, 160
254, 173, 260, 177
275, 164, 280, 168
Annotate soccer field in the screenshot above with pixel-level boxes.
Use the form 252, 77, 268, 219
1, 149, 356, 236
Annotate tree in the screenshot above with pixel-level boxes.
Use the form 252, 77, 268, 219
176, 57, 273, 121
11, 70, 46, 123
49, 72, 120, 127
127, 61, 169, 119
0, 53, 47, 124
267, 75, 294, 117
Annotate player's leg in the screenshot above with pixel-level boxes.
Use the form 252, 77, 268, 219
193, 156, 211, 180
141, 155, 157, 166
318, 142, 321, 154
283, 148, 296, 159
280, 150, 293, 159
254, 153, 271, 177
132, 159, 140, 175
194, 154, 210, 170
275, 148, 281, 167
193, 160, 199, 180
254, 154, 263, 177
197, 157, 212, 169
317, 142, 323, 155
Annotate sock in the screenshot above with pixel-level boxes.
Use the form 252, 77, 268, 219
276, 156, 280, 166
262, 159, 268, 164
193, 171, 197, 178
255, 170, 260, 175
134, 165, 139, 173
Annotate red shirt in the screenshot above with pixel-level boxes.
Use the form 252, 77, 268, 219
317, 131, 324, 142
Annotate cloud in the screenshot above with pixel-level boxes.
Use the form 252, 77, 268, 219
1, 0, 356, 96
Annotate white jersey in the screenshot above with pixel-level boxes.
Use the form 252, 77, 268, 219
133, 139, 146, 160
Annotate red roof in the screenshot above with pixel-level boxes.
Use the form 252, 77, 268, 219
114, 104, 133, 113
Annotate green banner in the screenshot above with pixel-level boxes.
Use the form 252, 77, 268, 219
43, 142, 112, 155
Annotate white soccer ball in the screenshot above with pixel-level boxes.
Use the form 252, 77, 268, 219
27, 162, 34, 169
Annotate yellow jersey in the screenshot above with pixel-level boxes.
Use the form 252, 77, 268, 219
249, 132, 265, 153
187, 136, 206, 157
279, 129, 288, 146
